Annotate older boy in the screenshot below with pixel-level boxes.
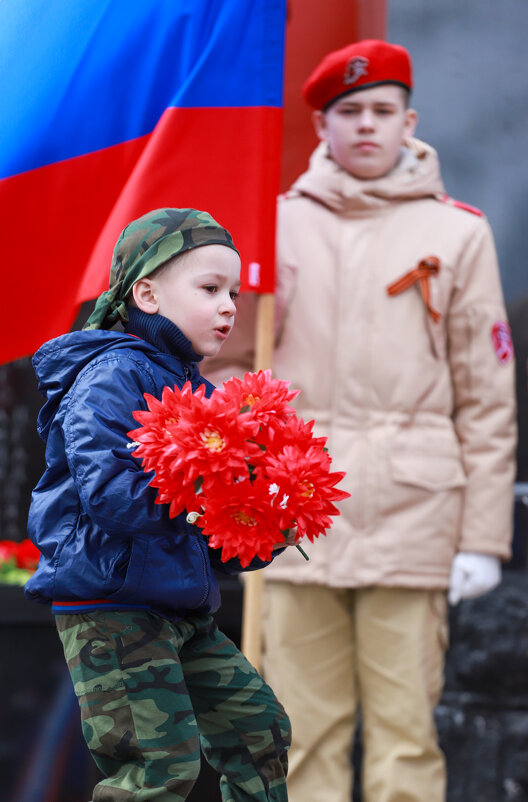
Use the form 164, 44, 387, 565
203, 41, 516, 802
26, 208, 291, 802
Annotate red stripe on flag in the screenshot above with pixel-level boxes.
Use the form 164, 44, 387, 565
79, 106, 282, 302
1, 106, 282, 365
1, 137, 148, 364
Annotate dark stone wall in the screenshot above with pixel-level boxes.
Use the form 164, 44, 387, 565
438, 521, 528, 802
509, 297, 528, 483
0, 359, 44, 541
0, 300, 95, 544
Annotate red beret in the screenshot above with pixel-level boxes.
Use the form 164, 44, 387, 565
303, 39, 413, 110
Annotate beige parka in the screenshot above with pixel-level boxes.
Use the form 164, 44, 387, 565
204, 138, 517, 589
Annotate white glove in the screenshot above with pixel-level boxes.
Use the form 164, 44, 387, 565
448, 552, 502, 606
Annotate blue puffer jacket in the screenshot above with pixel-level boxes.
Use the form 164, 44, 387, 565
25, 308, 268, 620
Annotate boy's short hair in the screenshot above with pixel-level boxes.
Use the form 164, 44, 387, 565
84, 208, 238, 331
303, 39, 413, 112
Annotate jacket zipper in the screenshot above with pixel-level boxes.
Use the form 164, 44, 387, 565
192, 525, 210, 607
183, 361, 208, 606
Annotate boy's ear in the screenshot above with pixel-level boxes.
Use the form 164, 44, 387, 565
404, 108, 418, 139
312, 110, 327, 142
131, 278, 159, 314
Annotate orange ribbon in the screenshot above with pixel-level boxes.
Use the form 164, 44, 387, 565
386, 256, 442, 322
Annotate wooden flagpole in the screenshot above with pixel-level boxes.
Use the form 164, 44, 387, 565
241, 292, 275, 670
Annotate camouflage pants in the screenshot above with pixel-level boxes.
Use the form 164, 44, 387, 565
56, 610, 290, 802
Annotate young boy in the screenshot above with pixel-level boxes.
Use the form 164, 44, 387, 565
25, 208, 291, 802
202, 41, 516, 801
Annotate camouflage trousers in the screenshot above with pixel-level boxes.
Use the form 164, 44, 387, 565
56, 610, 290, 801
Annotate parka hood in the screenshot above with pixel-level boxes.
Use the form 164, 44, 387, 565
33, 330, 154, 441
292, 137, 446, 214
33, 310, 204, 443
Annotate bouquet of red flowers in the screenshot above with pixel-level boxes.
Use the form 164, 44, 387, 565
128, 370, 349, 567
0, 538, 40, 585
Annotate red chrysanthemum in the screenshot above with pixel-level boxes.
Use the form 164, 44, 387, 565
162, 389, 262, 486
14, 539, 41, 570
150, 469, 203, 519
262, 414, 328, 457
129, 382, 260, 510
128, 382, 206, 474
263, 444, 350, 541
0, 539, 40, 570
218, 370, 299, 435
198, 476, 284, 567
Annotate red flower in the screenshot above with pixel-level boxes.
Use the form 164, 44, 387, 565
263, 444, 350, 541
128, 382, 206, 474
161, 389, 261, 486
262, 414, 328, 455
0, 540, 18, 564
15, 539, 41, 570
0, 539, 40, 570
199, 477, 283, 567
218, 370, 299, 432
151, 469, 203, 519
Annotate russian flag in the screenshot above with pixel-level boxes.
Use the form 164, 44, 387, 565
0, 0, 286, 365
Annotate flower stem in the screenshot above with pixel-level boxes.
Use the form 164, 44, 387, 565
282, 529, 309, 560
296, 544, 309, 560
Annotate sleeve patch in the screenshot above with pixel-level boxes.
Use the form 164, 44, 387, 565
491, 321, 514, 364
439, 193, 484, 217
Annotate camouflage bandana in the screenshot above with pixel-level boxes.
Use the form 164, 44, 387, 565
83, 208, 239, 330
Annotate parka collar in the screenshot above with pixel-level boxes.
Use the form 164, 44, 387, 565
291, 137, 446, 215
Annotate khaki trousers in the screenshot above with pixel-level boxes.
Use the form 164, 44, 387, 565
262, 582, 448, 802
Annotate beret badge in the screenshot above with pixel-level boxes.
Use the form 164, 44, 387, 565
344, 56, 369, 86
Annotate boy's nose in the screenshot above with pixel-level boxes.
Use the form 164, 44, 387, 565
358, 110, 375, 129
220, 295, 237, 315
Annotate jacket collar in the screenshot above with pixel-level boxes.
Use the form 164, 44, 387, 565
124, 307, 203, 363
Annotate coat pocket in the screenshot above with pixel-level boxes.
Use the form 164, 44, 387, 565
382, 427, 466, 556
391, 449, 467, 492
105, 535, 149, 602
390, 427, 467, 492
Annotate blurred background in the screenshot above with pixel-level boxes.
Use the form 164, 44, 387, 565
1, 1, 527, 800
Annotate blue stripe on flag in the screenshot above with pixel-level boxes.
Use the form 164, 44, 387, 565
0, 0, 285, 177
